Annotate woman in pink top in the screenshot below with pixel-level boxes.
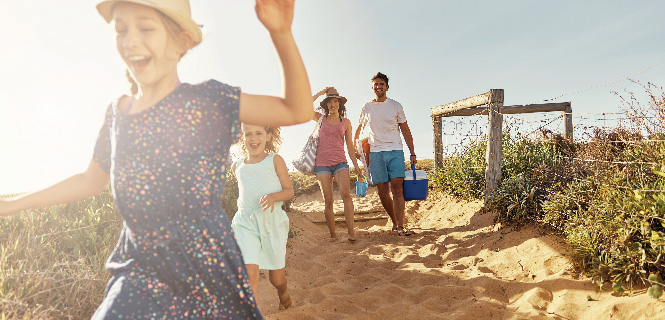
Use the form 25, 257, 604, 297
312, 87, 365, 241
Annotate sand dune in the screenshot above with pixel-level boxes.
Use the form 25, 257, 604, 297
252, 187, 664, 319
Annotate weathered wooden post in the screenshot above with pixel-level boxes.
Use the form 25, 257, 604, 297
432, 116, 443, 169
563, 102, 573, 140
484, 89, 504, 204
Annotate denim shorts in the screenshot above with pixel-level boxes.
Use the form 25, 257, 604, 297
368, 150, 406, 184
314, 162, 349, 175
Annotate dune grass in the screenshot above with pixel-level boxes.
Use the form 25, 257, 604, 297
428, 83, 665, 298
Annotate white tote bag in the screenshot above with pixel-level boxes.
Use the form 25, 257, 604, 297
292, 116, 324, 175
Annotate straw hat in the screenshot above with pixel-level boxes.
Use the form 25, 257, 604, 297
320, 88, 348, 108
96, 0, 203, 44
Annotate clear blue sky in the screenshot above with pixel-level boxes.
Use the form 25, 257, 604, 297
1, 0, 664, 194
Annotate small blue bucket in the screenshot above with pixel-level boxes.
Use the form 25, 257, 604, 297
356, 179, 369, 197
404, 164, 428, 201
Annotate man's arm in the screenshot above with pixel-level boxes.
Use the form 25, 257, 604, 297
399, 122, 417, 165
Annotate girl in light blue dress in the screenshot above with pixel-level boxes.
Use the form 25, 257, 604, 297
231, 123, 294, 310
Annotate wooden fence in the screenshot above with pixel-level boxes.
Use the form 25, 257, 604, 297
431, 89, 572, 203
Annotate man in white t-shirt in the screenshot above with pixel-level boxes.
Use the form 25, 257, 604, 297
354, 72, 416, 236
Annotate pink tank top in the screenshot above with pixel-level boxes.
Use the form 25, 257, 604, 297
315, 117, 347, 166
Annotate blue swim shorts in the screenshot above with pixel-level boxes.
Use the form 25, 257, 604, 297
314, 162, 349, 175
368, 150, 406, 184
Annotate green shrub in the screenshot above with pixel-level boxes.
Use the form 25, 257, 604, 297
540, 131, 665, 296
221, 170, 239, 219
429, 138, 486, 200
404, 158, 436, 173
501, 133, 558, 181
429, 132, 560, 201
430, 81, 665, 299
486, 173, 546, 227
0, 187, 121, 319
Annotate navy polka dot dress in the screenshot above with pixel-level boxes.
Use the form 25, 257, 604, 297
91, 80, 263, 319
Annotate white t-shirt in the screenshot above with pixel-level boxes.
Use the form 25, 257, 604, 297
358, 98, 407, 152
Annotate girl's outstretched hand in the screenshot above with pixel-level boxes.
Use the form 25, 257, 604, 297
255, 0, 295, 35
0, 200, 16, 217
260, 194, 277, 213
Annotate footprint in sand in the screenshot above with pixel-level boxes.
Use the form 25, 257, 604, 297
523, 287, 553, 311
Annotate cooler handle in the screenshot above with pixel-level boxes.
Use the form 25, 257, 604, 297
411, 163, 416, 183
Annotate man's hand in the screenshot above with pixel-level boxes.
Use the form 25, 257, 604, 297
410, 155, 417, 166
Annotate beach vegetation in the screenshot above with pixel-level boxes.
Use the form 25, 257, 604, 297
429, 82, 665, 299
0, 168, 322, 318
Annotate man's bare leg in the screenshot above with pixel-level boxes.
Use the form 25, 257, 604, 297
376, 182, 397, 229
390, 177, 405, 228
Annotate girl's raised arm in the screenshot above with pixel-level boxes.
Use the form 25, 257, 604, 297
0, 160, 110, 217
239, 0, 312, 127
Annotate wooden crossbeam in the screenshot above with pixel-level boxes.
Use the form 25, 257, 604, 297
431, 91, 491, 117
437, 102, 571, 117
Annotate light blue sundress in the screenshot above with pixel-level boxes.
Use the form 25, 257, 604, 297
231, 153, 290, 270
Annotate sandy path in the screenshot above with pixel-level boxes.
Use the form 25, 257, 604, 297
252, 187, 664, 319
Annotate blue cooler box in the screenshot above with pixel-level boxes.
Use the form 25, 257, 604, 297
404, 164, 428, 201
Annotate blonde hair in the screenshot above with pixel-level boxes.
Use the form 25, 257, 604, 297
237, 124, 282, 156
125, 9, 199, 95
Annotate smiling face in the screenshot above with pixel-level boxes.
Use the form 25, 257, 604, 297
326, 98, 340, 115
372, 78, 389, 100
242, 124, 271, 156
112, 2, 188, 91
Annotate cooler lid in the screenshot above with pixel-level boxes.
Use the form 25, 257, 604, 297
404, 170, 428, 181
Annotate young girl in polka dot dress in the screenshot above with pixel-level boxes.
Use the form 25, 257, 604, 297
0, 0, 311, 319
231, 124, 293, 310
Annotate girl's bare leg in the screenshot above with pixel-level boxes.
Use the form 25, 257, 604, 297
245, 264, 260, 303
316, 173, 336, 238
269, 268, 292, 310
333, 169, 355, 241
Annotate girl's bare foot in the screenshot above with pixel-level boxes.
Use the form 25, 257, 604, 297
278, 292, 292, 310
348, 234, 356, 242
